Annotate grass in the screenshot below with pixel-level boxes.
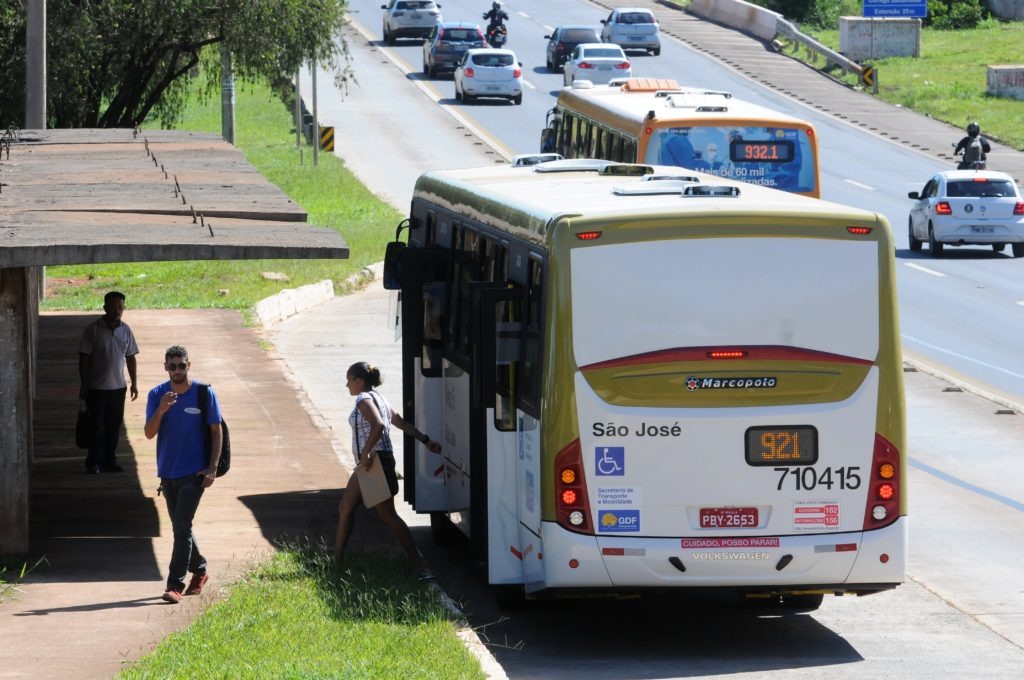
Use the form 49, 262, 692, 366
118, 545, 485, 679
41, 80, 403, 316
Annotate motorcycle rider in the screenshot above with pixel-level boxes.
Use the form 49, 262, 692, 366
954, 121, 991, 170
483, 1, 509, 41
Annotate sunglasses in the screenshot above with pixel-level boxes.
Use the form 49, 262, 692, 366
165, 362, 188, 371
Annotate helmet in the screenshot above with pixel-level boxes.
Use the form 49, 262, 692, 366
492, 1, 500, 9
967, 121, 980, 137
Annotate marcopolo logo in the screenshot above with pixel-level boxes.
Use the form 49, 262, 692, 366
685, 376, 778, 392
598, 509, 640, 532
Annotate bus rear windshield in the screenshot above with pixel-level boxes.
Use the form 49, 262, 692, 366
644, 125, 816, 194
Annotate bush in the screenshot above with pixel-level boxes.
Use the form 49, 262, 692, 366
927, 0, 989, 29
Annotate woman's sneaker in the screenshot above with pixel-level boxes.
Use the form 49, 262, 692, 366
184, 572, 209, 595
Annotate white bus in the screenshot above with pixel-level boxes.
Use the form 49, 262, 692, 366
386, 160, 905, 609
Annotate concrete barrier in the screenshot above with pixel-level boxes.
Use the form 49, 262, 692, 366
987, 0, 1024, 20
687, 0, 780, 42
254, 279, 335, 325
988, 65, 1024, 99
839, 17, 921, 60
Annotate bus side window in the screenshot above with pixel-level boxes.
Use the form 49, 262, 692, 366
494, 289, 521, 432
482, 236, 507, 283
422, 278, 446, 374
425, 210, 437, 245
609, 133, 623, 163
446, 226, 482, 364
624, 137, 638, 163
518, 258, 544, 417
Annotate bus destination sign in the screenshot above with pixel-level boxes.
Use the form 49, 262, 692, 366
745, 425, 818, 466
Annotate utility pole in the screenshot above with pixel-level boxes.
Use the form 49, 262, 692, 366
220, 46, 236, 144
25, 0, 46, 129
294, 69, 301, 150
311, 60, 319, 167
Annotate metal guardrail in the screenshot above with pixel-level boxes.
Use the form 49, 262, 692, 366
774, 18, 863, 77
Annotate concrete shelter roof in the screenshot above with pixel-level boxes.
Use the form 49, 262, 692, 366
0, 129, 348, 268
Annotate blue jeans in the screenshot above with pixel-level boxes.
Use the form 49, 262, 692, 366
86, 387, 126, 468
161, 474, 207, 592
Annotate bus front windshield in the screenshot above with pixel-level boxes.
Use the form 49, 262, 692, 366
644, 125, 816, 195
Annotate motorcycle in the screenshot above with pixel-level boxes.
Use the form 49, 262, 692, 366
485, 23, 508, 48
952, 142, 987, 170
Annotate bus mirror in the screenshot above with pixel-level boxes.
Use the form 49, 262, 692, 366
383, 240, 406, 290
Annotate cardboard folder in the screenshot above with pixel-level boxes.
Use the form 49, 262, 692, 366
356, 461, 392, 509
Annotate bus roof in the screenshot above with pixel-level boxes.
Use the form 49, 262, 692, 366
413, 161, 878, 245
557, 79, 814, 131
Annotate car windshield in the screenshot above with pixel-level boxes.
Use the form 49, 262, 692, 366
617, 12, 654, 23
473, 54, 514, 67
397, 1, 433, 9
563, 29, 599, 42
442, 28, 480, 41
583, 48, 624, 59
946, 179, 1017, 198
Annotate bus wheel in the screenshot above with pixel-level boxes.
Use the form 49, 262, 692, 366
907, 218, 922, 252
430, 512, 460, 547
493, 585, 528, 611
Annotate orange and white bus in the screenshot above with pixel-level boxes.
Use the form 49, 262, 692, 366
385, 159, 905, 609
541, 78, 821, 197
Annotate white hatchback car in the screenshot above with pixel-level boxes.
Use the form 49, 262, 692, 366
562, 43, 631, 86
600, 8, 661, 55
454, 48, 523, 105
381, 0, 442, 44
907, 170, 1024, 257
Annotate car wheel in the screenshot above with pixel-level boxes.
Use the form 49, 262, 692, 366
928, 224, 944, 257
513, 93, 523, 105
423, 61, 430, 76
384, 26, 395, 45
992, 243, 1006, 253
907, 218, 922, 252
455, 83, 462, 102
652, 47, 661, 56
1013, 243, 1024, 258
428, 63, 438, 78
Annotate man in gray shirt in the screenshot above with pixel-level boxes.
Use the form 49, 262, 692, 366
79, 291, 139, 474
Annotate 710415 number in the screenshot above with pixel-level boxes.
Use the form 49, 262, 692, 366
775, 466, 861, 491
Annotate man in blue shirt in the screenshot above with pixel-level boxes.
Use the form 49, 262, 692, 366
145, 345, 223, 604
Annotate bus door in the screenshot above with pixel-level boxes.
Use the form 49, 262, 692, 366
470, 283, 525, 584
398, 248, 450, 512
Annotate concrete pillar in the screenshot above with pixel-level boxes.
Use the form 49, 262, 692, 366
25, 0, 46, 129
0, 267, 33, 555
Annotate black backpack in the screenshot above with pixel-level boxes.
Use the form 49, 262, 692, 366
963, 137, 983, 164
197, 382, 231, 477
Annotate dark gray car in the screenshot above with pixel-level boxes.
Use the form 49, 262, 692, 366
544, 25, 601, 72
423, 21, 486, 78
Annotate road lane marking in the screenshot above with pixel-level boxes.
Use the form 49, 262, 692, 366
523, 79, 536, 90
517, 11, 530, 18
910, 458, 1024, 513
1017, 300, 1024, 307
904, 262, 946, 277
844, 179, 875, 191
903, 334, 1024, 380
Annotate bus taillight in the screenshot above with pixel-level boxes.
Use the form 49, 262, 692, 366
863, 433, 900, 530
555, 439, 593, 533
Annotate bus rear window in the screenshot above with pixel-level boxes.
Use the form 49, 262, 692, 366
645, 125, 815, 194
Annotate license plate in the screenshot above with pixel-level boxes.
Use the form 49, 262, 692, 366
700, 507, 759, 528
598, 65, 612, 70
970, 225, 994, 233
630, 36, 644, 41
409, 12, 421, 18
485, 85, 499, 91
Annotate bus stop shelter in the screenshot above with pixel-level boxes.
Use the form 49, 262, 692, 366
0, 128, 348, 555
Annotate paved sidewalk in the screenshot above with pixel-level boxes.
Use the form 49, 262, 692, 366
1, 310, 349, 678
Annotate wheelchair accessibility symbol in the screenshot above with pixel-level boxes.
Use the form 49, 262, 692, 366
595, 447, 625, 476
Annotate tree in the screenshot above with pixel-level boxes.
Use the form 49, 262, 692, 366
0, 0, 349, 129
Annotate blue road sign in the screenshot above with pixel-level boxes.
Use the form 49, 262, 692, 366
863, 0, 927, 18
